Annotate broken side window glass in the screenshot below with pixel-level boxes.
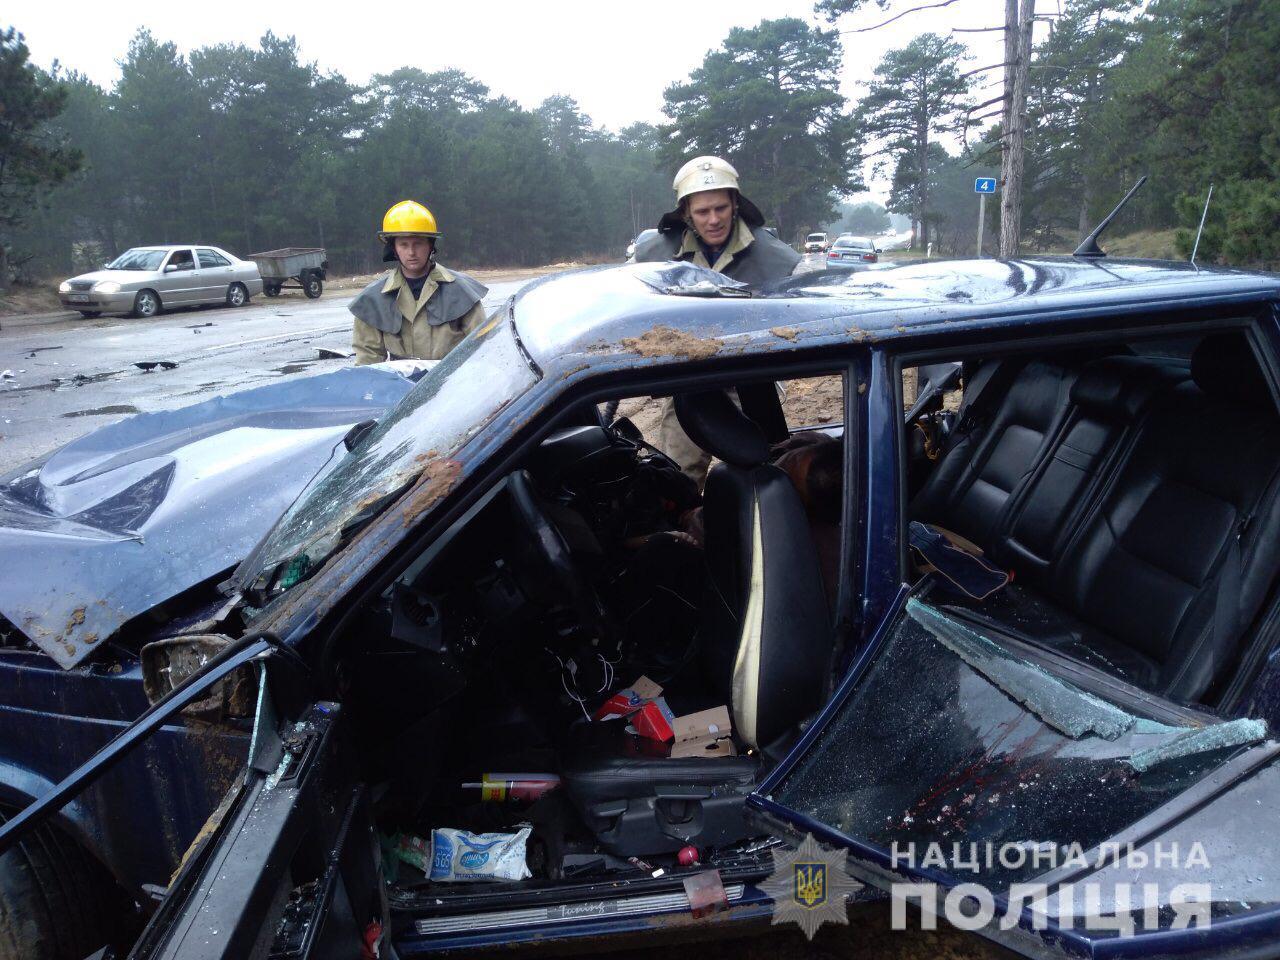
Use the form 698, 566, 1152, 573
770, 597, 1269, 890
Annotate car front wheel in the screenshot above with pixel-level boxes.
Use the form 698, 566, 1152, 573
131, 289, 160, 319
226, 282, 249, 308
0, 815, 135, 960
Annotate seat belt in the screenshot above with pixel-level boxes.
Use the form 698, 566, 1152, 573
931, 359, 1010, 461
953, 359, 1004, 433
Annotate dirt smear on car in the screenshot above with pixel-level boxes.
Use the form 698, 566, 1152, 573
400, 458, 463, 527
620, 325, 724, 360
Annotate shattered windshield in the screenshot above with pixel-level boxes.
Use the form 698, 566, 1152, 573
233, 316, 537, 599
772, 597, 1270, 890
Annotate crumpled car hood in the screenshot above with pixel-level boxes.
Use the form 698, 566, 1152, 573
0, 366, 414, 668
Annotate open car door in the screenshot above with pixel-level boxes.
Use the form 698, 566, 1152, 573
128, 669, 382, 960
749, 587, 1280, 959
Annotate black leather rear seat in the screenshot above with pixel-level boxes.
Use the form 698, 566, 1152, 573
910, 358, 1078, 549
994, 356, 1189, 584
912, 334, 1280, 702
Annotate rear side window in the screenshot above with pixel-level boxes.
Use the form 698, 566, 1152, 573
198, 249, 230, 268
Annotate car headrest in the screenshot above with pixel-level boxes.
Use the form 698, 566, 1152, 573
674, 390, 769, 467
1191, 334, 1275, 410
1071, 356, 1186, 419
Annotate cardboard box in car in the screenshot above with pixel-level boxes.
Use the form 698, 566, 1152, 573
670, 706, 736, 758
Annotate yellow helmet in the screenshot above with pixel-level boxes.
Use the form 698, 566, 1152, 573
379, 200, 441, 241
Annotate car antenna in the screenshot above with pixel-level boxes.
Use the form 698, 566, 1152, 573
1072, 175, 1148, 258
1190, 183, 1214, 267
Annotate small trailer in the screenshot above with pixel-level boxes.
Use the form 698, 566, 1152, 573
248, 247, 329, 299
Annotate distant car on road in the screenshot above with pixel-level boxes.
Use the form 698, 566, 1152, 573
825, 235, 880, 269
804, 231, 828, 253
58, 245, 264, 319
625, 228, 660, 262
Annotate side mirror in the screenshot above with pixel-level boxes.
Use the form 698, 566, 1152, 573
164, 263, 179, 273
612, 416, 643, 443
343, 419, 378, 452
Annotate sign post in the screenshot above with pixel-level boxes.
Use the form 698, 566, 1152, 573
974, 177, 997, 257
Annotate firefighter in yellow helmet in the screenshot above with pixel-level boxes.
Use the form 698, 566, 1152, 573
349, 200, 489, 365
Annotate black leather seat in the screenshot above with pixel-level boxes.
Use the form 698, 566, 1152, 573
918, 335, 1280, 703
1032, 335, 1280, 701
559, 389, 834, 855
911, 359, 1078, 549
679, 388, 835, 753
993, 355, 1189, 581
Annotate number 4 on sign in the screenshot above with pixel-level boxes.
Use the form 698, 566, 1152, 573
975, 178, 997, 258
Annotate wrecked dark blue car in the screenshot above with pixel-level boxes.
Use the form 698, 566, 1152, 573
3, 256, 1280, 960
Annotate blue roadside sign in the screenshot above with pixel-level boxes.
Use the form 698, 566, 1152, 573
975, 177, 997, 194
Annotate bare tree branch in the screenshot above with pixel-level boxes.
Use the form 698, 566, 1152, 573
952, 25, 1006, 33
841, 0, 962, 33
966, 94, 1006, 114
959, 61, 1014, 79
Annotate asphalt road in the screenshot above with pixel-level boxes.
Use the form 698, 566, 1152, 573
0, 282, 523, 472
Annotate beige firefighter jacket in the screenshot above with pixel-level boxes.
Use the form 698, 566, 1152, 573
350, 263, 487, 365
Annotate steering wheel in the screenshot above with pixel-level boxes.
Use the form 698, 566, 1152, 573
507, 470, 611, 643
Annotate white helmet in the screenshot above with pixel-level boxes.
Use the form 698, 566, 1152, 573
658, 155, 765, 232
673, 156, 741, 203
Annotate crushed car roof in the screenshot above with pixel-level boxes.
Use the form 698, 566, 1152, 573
512, 258, 1280, 368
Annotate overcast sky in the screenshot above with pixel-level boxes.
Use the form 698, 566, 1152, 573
14, 0, 1014, 198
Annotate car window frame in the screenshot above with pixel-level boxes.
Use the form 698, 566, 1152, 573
165, 248, 196, 272
284, 348, 872, 687
198, 248, 231, 269
887, 308, 1278, 589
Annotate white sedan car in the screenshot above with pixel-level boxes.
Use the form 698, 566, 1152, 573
59, 245, 264, 318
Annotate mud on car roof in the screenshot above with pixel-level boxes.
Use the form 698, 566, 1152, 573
510, 258, 1280, 374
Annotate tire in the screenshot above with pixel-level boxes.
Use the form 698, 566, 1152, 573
77, 311, 101, 319
264, 283, 281, 297
131, 289, 160, 319
302, 274, 323, 299
0, 815, 135, 960
226, 282, 248, 308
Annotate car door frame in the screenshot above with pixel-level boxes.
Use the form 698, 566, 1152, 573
4, 342, 876, 957
196, 247, 235, 303
746, 305, 1280, 960
160, 248, 201, 304
126, 678, 381, 960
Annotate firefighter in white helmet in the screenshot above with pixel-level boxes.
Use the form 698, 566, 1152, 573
633, 157, 800, 483
349, 200, 489, 365
632, 156, 800, 285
